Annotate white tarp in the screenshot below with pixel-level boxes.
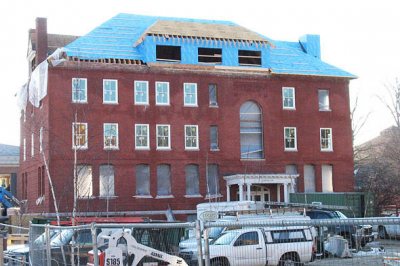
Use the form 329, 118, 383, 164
17, 83, 28, 111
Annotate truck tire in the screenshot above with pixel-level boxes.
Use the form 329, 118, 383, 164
278, 252, 301, 266
210, 257, 230, 266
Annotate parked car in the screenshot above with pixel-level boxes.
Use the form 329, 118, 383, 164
375, 213, 400, 239
303, 209, 374, 249
180, 226, 315, 266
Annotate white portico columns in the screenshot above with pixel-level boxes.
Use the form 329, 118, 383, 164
246, 183, 251, 201
277, 184, 281, 202
226, 185, 231, 202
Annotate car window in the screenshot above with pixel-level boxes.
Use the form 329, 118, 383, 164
75, 230, 92, 245
271, 230, 305, 243
212, 231, 240, 245
234, 232, 259, 246
334, 211, 348, 219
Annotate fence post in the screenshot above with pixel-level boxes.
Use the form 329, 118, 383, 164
195, 220, 204, 266
45, 225, 52, 266
91, 222, 99, 266
203, 228, 210, 266
0, 230, 4, 265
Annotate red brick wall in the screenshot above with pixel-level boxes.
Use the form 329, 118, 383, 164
19, 63, 354, 214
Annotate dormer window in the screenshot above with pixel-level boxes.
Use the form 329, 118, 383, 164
198, 48, 222, 64
156, 45, 181, 62
238, 50, 261, 66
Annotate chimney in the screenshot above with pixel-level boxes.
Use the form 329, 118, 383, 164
35, 17, 48, 64
299, 34, 321, 59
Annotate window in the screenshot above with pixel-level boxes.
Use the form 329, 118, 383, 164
234, 232, 259, 246
185, 164, 200, 196
39, 127, 43, 153
210, 126, 219, 150
136, 164, 150, 196
285, 164, 298, 192
156, 45, 181, 62
31, 133, 34, 157
72, 123, 88, 149
103, 79, 118, 104
282, 87, 295, 109
320, 128, 333, 151
318, 89, 330, 111
99, 165, 115, 197
206, 164, 219, 197
155, 82, 170, 105
304, 164, 316, 192
38, 166, 45, 196
209, 84, 218, 107
104, 123, 119, 149
198, 48, 222, 64
72, 78, 87, 103
22, 173, 28, 199
185, 125, 199, 150
23, 138, 26, 161
238, 50, 261, 66
156, 124, 170, 149
271, 230, 305, 243
76, 165, 92, 198
157, 164, 171, 196
322, 164, 333, 192
184, 83, 197, 106
134, 81, 149, 105
135, 124, 149, 149
240, 101, 263, 159
284, 127, 297, 151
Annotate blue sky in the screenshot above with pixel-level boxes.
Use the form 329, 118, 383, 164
1, 0, 399, 146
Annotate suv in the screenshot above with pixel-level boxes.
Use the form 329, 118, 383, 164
304, 209, 373, 249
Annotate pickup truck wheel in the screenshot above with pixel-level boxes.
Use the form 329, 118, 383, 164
378, 226, 388, 239
210, 257, 230, 266
278, 253, 301, 266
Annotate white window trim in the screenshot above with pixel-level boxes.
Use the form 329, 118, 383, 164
135, 124, 150, 150
134, 80, 149, 105
320, 128, 333, 152
103, 123, 119, 150
72, 122, 88, 150
155, 81, 170, 106
282, 87, 296, 110
183, 83, 198, 107
156, 124, 171, 150
184, 125, 199, 150
72, 78, 88, 103
318, 89, 331, 111
284, 127, 297, 151
103, 79, 118, 104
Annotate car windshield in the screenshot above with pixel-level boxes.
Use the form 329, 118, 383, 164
211, 231, 240, 245
209, 227, 225, 239
50, 229, 74, 246
333, 211, 348, 219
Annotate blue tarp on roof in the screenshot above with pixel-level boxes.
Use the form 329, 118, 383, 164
65, 13, 355, 78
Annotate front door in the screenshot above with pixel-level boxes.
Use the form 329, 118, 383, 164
250, 185, 270, 202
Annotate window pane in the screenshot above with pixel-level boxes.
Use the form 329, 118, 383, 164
104, 123, 118, 149
104, 80, 117, 103
184, 83, 197, 106
318, 89, 330, 111
304, 165, 316, 192
284, 127, 296, 150
282, 87, 295, 109
100, 165, 114, 197
210, 126, 218, 150
157, 164, 171, 196
157, 125, 170, 148
240, 101, 263, 158
73, 123, 87, 149
322, 164, 333, 192
136, 164, 150, 195
320, 128, 332, 150
207, 164, 219, 196
76, 165, 92, 198
135, 81, 148, 104
136, 125, 149, 148
72, 78, 87, 102
156, 82, 169, 105
185, 164, 199, 195
185, 125, 198, 149
209, 84, 218, 106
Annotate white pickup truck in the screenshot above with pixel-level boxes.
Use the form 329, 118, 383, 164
180, 226, 315, 266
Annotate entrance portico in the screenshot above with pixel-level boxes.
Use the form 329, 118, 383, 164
223, 174, 298, 203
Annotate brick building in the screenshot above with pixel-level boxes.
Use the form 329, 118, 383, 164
18, 14, 355, 219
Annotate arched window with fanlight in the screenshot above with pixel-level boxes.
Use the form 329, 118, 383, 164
240, 101, 264, 159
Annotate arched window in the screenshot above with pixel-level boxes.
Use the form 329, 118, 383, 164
240, 101, 264, 159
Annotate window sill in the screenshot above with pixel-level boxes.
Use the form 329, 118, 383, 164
284, 149, 298, 152
135, 147, 150, 151
321, 149, 333, 152
104, 147, 119, 151
185, 194, 203, 198
210, 148, 220, 152
72, 147, 88, 150
134, 103, 149, 106
133, 195, 152, 199
78, 196, 95, 200
209, 104, 219, 108
185, 148, 199, 151
319, 109, 331, 112
283, 107, 296, 111
103, 102, 119, 105
240, 158, 265, 161
156, 195, 174, 199
184, 104, 198, 108
72, 101, 88, 104
98, 196, 118, 200
156, 103, 170, 106
157, 147, 171, 151
205, 194, 223, 200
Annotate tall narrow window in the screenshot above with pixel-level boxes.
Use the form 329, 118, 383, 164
157, 164, 171, 197
185, 164, 200, 196
320, 128, 333, 151
304, 164, 316, 192
206, 164, 219, 197
318, 89, 330, 111
284, 127, 297, 151
155, 82, 170, 105
135, 124, 149, 149
184, 83, 197, 106
103, 79, 118, 104
72, 123, 88, 149
209, 84, 218, 107
240, 101, 263, 159
185, 125, 199, 150
322, 164, 333, 192
135, 164, 150, 196
31, 133, 34, 157
76, 165, 93, 198
210, 126, 219, 150
285, 164, 298, 192
104, 123, 119, 150
72, 78, 87, 103
282, 87, 295, 109
39, 127, 43, 153
100, 165, 115, 197
23, 138, 26, 161
156, 124, 170, 149
134, 81, 149, 105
